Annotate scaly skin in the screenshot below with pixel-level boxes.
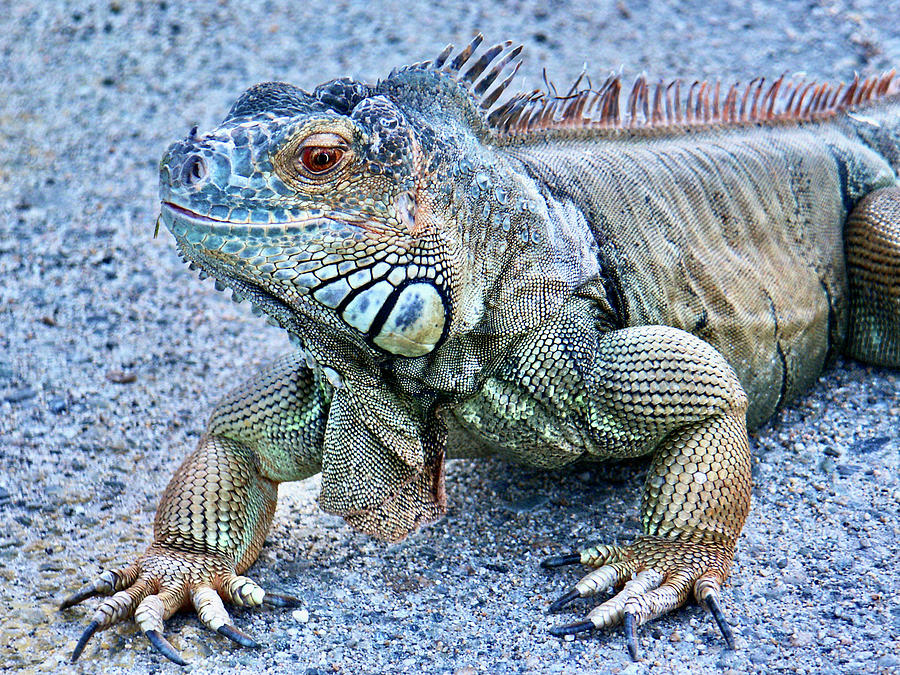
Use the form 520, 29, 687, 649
61, 36, 900, 664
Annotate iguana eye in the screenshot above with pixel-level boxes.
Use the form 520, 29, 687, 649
293, 133, 349, 177
299, 146, 344, 174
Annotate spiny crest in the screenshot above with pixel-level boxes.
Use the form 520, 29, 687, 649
488, 68, 898, 136
386, 33, 524, 113
389, 35, 897, 137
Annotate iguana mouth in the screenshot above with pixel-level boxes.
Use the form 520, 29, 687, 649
162, 201, 227, 224
161, 200, 391, 236
161, 200, 333, 229
159, 203, 306, 329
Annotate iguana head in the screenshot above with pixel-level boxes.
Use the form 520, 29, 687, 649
158, 37, 522, 363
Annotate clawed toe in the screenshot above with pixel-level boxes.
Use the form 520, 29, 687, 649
70, 620, 101, 662
146, 629, 188, 666
217, 623, 260, 648
262, 591, 303, 607
547, 561, 636, 615
60, 565, 140, 611
696, 577, 735, 649
544, 537, 737, 661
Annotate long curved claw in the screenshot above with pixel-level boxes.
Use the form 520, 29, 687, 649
624, 612, 639, 661
61, 585, 104, 611
70, 620, 100, 662
217, 624, 260, 648
548, 588, 581, 613
540, 552, 582, 569
692, 575, 736, 650
548, 620, 594, 637
262, 591, 303, 608
146, 629, 188, 666
704, 594, 734, 648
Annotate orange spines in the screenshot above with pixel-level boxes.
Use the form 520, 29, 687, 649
423, 39, 897, 137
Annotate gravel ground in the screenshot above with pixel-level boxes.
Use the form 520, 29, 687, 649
2, 1, 899, 673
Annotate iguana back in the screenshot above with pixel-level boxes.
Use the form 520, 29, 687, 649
502, 115, 899, 425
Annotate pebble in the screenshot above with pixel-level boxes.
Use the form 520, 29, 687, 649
878, 655, 900, 668
105, 369, 137, 384
47, 396, 67, 413
790, 630, 814, 647
292, 609, 310, 623
3, 387, 36, 403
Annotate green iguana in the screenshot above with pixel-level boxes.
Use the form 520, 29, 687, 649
61, 35, 900, 665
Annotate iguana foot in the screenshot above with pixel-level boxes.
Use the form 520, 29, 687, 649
60, 545, 300, 665
543, 536, 735, 660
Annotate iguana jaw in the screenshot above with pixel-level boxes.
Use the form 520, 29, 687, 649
163, 211, 310, 349
160, 199, 358, 329
159, 200, 450, 359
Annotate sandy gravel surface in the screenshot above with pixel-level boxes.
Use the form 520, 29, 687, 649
2, 1, 899, 673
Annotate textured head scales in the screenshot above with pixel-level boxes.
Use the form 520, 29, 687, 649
160, 80, 431, 359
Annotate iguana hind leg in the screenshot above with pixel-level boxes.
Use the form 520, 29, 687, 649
845, 186, 900, 367
453, 298, 751, 659
60, 350, 331, 665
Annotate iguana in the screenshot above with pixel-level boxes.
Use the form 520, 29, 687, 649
61, 35, 900, 665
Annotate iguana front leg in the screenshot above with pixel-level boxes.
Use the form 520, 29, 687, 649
452, 296, 751, 659
60, 350, 331, 664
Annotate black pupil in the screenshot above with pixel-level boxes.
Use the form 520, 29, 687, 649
314, 151, 331, 166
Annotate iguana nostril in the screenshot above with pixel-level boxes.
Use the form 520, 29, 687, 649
182, 155, 207, 186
